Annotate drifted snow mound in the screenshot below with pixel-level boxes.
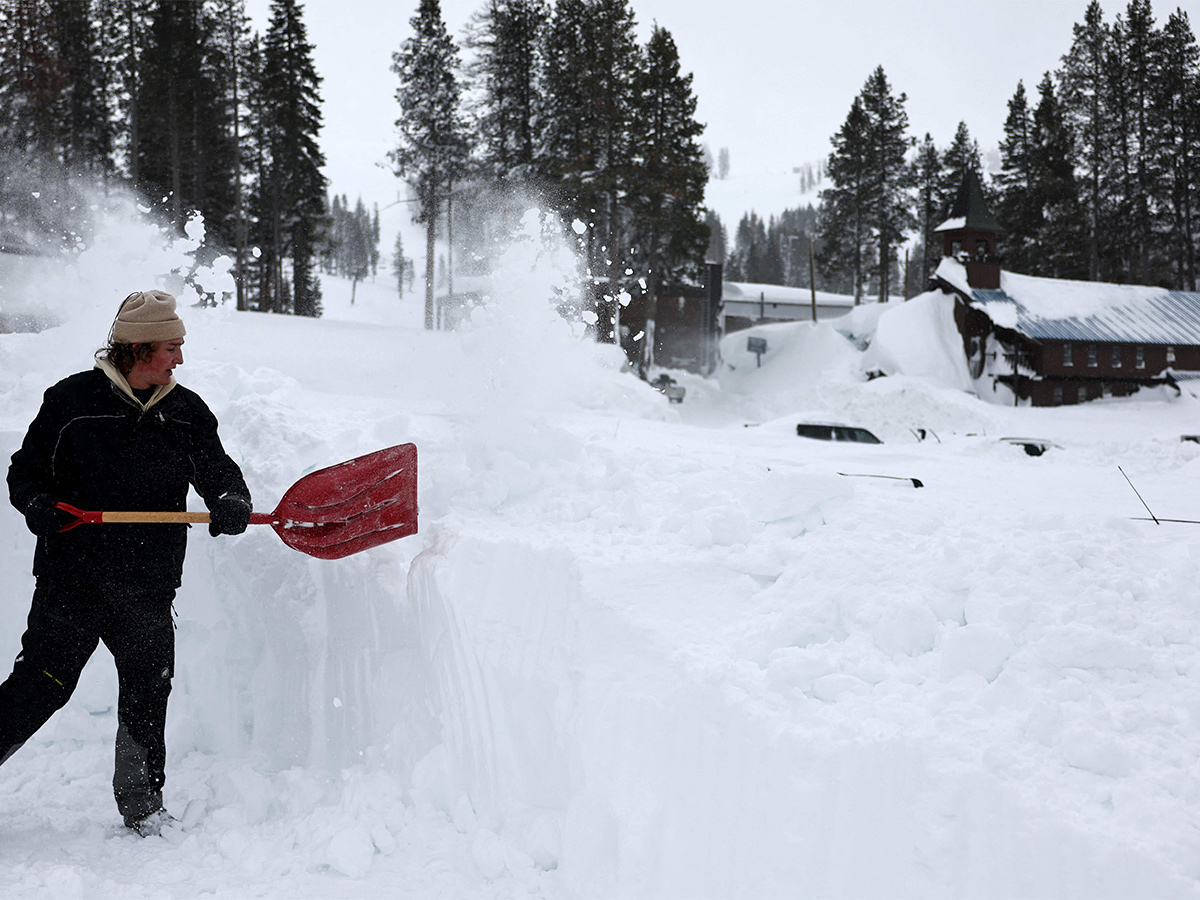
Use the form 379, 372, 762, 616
717, 291, 972, 409
861, 290, 973, 390
718, 320, 863, 394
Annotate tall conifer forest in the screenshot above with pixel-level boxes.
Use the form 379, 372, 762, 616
5, 0, 1198, 320
0, 0, 710, 329
737, 1, 1200, 299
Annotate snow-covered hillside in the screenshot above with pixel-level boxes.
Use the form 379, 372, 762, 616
2, 206, 1200, 898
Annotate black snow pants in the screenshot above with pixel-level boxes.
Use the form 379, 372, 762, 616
0, 579, 175, 821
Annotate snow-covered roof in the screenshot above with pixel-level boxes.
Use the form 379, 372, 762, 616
936, 258, 1200, 345
933, 216, 965, 233
722, 281, 856, 308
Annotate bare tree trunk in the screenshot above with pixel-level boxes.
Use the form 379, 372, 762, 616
228, 8, 245, 310
424, 197, 436, 330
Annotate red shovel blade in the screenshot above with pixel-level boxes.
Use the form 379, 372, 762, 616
253, 443, 418, 559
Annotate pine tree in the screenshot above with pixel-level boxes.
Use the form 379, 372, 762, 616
939, 121, 982, 210
818, 96, 872, 300
1058, 0, 1110, 280
0, 0, 111, 247
913, 133, 942, 288
212, 0, 253, 306
1106, 0, 1162, 283
0, 0, 69, 160
467, 0, 546, 185
859, 67, 914, 302
539, 0, 641, 294
537, 0, 591, 225
370, 206, 380, 276
820, 68, 913, 302
242, 31, 269, 308
586, 0, 641, 298
344, 197, 372, 303
391, 0, 469, 330
49, 0, 112, 176
727, 212, 764, 283
393, 229, 408, 298
777, 205, 819, 289
256, 0, 326, 317
136, 0, 229, 232
93, 0, 153, 190
1155, 9, 1200, 288
996, 80, 1038, 274
626, 24, 708, 363
1031, 72, 1086, 278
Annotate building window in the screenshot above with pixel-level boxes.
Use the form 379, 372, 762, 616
1078, 385, 1088, 403
1136, 345, 1145, 369
1063, 343, 1073, 367
1112, 345, 1122, 368
1053, 385, 1063, 404
1087, 343, 1099, 367
1167, 345, 1177, 364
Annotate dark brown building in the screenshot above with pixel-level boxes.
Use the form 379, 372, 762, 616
933, 175, 1200, 406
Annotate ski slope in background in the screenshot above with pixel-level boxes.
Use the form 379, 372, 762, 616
1, 207, 1200, 897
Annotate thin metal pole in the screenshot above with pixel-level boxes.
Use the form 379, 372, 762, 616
1119, 466, 1160, 524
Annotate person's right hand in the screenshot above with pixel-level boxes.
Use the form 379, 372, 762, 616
23, 494, 74, 536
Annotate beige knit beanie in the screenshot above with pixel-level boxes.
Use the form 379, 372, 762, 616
111, 290, 186, 344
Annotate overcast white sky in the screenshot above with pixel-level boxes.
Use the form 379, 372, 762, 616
249, 0, 1200, 213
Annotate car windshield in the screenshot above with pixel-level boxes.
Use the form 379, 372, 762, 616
795, 423, 882, 444
834, 427, 882, 444
796, 424, 834, 440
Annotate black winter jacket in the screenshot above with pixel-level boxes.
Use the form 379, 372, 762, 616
7, 366, 251, 594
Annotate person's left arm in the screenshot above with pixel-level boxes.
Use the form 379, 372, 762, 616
187, 397, 252, 536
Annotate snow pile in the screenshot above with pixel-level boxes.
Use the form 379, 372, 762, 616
861, 290, 974, 391
2, 205, 1200, 897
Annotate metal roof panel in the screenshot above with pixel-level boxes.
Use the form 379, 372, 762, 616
970, 286, 1200, 345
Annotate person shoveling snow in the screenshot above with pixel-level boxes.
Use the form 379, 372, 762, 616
3, 291, 252, 837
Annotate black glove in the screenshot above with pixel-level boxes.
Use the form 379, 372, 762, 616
23, 494, 74, 537
209, 496, 251, 537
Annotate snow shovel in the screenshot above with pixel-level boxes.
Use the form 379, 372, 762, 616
53, 443, 418, 560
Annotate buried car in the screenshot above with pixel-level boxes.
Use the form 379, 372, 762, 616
796, 422, 883, 444
998, 436, 1061, 456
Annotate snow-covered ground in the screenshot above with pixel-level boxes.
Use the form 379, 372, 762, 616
2, 206, 1200, 898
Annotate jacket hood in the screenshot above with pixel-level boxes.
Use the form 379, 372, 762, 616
94, 357, 177, 411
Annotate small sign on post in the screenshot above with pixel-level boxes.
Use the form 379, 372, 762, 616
747, 336, 767, 368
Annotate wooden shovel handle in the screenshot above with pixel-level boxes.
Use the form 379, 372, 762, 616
99, 511, 211, 524
55, 503, 277, 528
89, 512, 277, 524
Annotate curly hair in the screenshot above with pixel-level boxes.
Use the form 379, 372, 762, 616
96, 341, 158, 375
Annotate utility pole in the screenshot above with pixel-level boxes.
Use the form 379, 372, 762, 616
808, 233, 818, 323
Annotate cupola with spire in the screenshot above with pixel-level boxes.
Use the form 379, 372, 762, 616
934, 170, 1003, 289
